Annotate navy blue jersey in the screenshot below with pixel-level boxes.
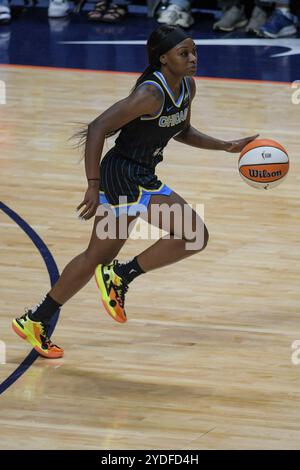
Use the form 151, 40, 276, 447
113, 71, 191, 169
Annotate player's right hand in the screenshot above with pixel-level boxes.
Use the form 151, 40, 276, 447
76, 186, 99, 220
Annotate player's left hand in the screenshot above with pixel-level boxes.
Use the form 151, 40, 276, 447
225, 134, 260, 153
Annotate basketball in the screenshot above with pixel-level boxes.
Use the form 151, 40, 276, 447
238, 139, 289, 190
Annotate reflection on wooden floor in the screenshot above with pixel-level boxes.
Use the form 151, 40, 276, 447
0, 65, 300, 449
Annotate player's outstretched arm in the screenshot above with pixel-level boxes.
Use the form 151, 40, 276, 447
174, 77, 259, 152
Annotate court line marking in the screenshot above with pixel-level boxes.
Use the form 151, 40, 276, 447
0, 63, 293, 86
130, 318, 298, 337
0, 201, 60, 396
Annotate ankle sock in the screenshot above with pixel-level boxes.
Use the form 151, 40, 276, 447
28, 293, 62, 323
114, 257, 145, 284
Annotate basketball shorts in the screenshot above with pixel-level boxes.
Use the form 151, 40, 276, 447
99, 148, 173, 218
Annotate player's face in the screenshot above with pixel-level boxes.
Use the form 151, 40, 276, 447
163, 38, 197, 76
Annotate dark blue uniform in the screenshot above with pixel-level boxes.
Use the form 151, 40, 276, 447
99, 71, 191, 217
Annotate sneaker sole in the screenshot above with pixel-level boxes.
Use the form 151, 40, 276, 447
95, 266, 127, 324
261, 25, 297, 38
214, 18, 248, 31
12, 319, 64, 358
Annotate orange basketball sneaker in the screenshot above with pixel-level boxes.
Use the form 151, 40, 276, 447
95, 260, 128, 323
12, 310, 64, 358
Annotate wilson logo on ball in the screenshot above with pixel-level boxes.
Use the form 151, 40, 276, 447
238, 139, 289, 190
249, 169, 282, 178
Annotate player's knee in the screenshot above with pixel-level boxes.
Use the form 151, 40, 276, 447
184, 224, 209, 253
84, 249, 114, 269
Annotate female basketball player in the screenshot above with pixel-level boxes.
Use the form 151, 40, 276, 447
12, 25, 258, 358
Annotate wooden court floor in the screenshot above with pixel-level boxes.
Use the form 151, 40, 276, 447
0, 66, 300, 449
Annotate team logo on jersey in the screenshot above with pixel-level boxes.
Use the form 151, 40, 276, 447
159, 107, 188, 128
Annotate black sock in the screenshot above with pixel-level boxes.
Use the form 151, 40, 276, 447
28, 293, 62, 323
114, 257, 145, 284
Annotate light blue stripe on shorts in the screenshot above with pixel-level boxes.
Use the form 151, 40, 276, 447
99, 183, 173, 218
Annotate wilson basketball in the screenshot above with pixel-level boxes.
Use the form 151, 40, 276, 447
238, 139, 289, 190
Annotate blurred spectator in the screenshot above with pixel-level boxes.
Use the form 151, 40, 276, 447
246, 2, 271, 33
48, 0, 70, 17
156, 0, 194, 28
0, 0, 70, 23
259, 1, 298, 37
0, 0, 10, 24
88, 0, 128, 22
213, 0, 298, 36
213, 1, 266, 32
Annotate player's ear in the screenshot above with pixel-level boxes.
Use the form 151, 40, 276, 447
159, 54, 167, 65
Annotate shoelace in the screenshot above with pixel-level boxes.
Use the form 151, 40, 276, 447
21, 309, 58, 349
40, 323, 59, 349
20, 310, 29, 322
111, 260, 129, 308
115, 281, 128, 309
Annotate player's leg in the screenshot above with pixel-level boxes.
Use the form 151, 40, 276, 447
136, 190, 208, 272
93, 210, 139, 324
12, 211, 137, 356
113, 189, 208, 286
49, 211, 136, 305
101, 190, 208, 323
94, 189, 208, 324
